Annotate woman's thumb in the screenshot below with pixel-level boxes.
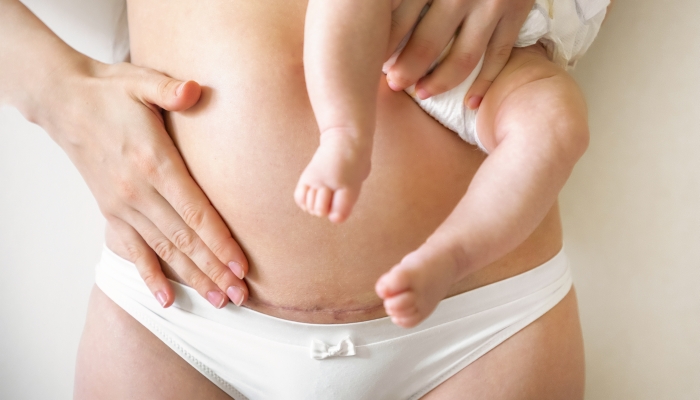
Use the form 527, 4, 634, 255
138, 74, 202, 112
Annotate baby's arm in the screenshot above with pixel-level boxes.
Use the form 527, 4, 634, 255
295, 0, 394, 223
376, 46, 589, 327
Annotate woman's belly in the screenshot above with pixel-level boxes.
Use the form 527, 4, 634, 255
125, 0, 563, 322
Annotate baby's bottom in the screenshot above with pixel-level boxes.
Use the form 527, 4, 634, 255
376, 44, 589, 327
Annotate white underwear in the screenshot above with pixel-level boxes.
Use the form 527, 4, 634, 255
95, 246, 573, 400
384, 0, 609, 151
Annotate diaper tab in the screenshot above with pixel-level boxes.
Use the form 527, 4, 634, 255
310, 337, 356, 360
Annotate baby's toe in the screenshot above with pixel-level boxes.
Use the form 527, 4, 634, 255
384, 291, 418, 315
294, 184, 309, 211
313, 187, 333, 217
375, 267, 412, 299
390, 313, 423, 328
305, 187, 317, 214
329, 188, 359, 224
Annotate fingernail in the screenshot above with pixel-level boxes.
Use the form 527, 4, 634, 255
175, 82, 186, 96
466, 95, 482, 110
386, 76, 402, 91
156, 291, 168, 307
228, 261, 245, 279
207, 290, 226, 308
227, 286, 244, 307
416, 88, 430, 100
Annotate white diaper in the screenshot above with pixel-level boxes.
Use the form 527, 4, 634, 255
384, 0, 609, 152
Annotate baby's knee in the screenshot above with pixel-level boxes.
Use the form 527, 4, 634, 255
480, 48, 589, 157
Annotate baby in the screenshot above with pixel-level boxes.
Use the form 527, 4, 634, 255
295, 0, 607, 327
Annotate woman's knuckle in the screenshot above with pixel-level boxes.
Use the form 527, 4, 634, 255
207, 237, 228, 257
171, 228, 198, 254
139, 270, 160, 287
187, 273, 209, 291
153, 239, 176, 262
134, 148, 164, 180
207, 265, 230, 285
453, 51, 480, 71
390, 15, 412, 34
157, 77, 174, 100
124, 243, 143, 262
116, 179, 141, 204
411, 37, 438, 60
488, 43, 512, 60
180, 202, 206, 229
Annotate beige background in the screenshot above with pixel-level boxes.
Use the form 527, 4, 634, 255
1, 0, 698, 398
565, 0, 700, 398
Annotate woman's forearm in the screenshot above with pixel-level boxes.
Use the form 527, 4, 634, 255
0, 0, 251, 309
0, 0, 91, 123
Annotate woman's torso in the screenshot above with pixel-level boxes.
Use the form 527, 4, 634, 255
124, 0, 563, 323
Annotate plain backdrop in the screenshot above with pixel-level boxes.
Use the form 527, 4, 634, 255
1, 0, 698, 398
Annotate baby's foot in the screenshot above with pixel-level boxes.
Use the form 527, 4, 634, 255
375, 241, 460, 328
294, 129, 372, 223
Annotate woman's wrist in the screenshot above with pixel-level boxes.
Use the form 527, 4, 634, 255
20, 51, 98, 129
0, 0, 99, 127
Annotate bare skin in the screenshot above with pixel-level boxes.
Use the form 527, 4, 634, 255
75, 286, 583, 399
75, 0, 585, 397
376, 45, 588, 327
300, 1, 588, 327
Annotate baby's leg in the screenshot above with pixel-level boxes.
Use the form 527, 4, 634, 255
376, 44, 589, 328
295, 0, 394, 223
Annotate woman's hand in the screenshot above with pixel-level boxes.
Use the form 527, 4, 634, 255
385, 0, 535, 109
1, 0, 247, 308
40, 60, 249, 309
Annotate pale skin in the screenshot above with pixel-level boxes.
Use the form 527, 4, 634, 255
0, 0, 250, 309
299, 0, 588, 327
1, 0, 594, 396
76, 44, 585, 399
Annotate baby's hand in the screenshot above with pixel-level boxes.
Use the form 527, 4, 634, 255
386, 0, 534, 108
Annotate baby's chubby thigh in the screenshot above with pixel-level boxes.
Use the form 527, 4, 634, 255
475, 44, 589, 154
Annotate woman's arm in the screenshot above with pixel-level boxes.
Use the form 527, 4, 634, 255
0, 0, 249, 308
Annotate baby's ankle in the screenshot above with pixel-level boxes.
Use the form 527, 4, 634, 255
319, 125, 373, 149
423, 234, 471, 281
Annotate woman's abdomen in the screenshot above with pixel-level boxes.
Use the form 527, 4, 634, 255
125, 0, 562, 322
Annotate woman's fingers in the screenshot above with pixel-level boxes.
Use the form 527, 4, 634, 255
386, 0, 536, 100
386, 0, 466, 92
125, 208, 248, 308
128, 68, 249, 280
130, 68, 202, 112
386, 0, 429, 60
138, 186, 247, 283
464, 18, 525, 109
106, 218, 174, 308
146, 146, 249, 279
414, 12, 497, 98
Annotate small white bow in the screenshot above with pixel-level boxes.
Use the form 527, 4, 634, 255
310, 337, 356, 360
